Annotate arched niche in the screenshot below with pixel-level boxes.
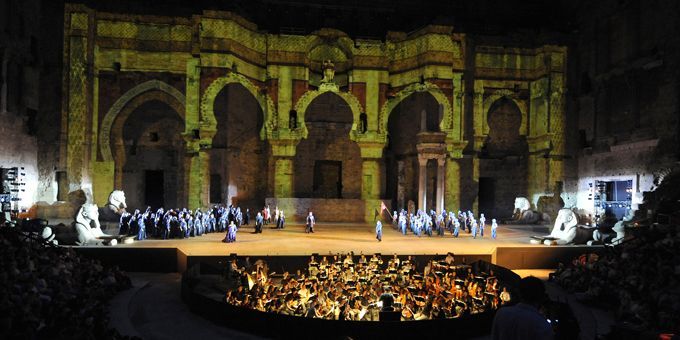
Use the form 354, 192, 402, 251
200, 72, 276, 139
483, 96, 526, 157
209, 83, 268, 208
113, 97, 185, 210
379, 82, 453, 135
384, 91, 441, 209
100, 80, 185, 162
293, 87, 364, 139
477, 96, 529, 219
294, 92, 362, 199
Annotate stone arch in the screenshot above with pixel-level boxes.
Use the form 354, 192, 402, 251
293, 88, 364, 139
111, 91, 185, 189
482, 95, 528, 159
100, 80, 185, 162
307, 29, 354, 59
200, 72, 276, 139
482, 89, 527, 135
379, 82, 453, 135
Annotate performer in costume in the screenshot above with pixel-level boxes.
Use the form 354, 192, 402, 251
255, 212, 263, 233
479, 213, 486, 237
376, 220, 383, 242
223, 221, 237, 243
306, 211, 315, 233
278, 210, 285, 229
137, 212, 146, 240
491, 218, 498, 239
453, 218, 460, 238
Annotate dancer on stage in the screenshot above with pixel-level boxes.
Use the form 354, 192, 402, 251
376, 220, 383, 242
306, 211, 315, 233
255, 211, 263, 233
453, 218, 460, 238
223, 221, 237, 243
277, 210, 286, 229
137, 211, 147, 240
479, 213, 486, 237
491, 218, 498, 239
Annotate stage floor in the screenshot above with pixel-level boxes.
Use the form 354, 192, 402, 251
111, 222, 551, 259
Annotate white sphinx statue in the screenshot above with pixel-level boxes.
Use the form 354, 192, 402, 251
508, 197, 550, 224
591, 209, 632, 245
107, 190, 127, 215
531, 208, 596, 245
75, 203, 117, 246
99, 190, 127, 223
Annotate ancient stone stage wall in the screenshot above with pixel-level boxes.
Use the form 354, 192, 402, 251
265, 197, 390, 222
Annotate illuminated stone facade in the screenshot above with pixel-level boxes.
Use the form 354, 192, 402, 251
61, 4, 567, 220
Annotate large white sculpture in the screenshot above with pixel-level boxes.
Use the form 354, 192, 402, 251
530, 208, 595, 245
106, 190, 127, 214
514, 197, 531, 213
592, 209, 632, 245
509, 197, 550, 224
75, 203, 117, 246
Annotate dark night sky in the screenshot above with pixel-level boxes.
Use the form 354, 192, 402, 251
73, 0, 577, 39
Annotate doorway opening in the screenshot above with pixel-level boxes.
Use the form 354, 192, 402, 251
210, 174, 222, 204
313, 160, 342, 198
478, 177, 495, 215
145, 170, 164, 209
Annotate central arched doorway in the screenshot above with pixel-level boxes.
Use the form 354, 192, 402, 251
210, 83, 268, 209
294, 92, 361, 198
478, 97, 528, 218
115, 99, 185, 210
385, 92, 441, 210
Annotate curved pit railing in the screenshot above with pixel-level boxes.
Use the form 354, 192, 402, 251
181, 258, 520, 339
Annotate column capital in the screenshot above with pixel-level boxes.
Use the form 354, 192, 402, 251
446, 140, 468, 158
418, 156, 429, 167
270, 139, 300, 157
357, 141, 385, 159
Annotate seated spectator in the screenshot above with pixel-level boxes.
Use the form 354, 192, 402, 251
491, 276, 553, 340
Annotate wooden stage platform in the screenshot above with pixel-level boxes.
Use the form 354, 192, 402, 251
76, 222, 604, 272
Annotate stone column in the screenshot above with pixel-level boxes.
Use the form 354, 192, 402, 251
418, 156, 428, 211
436, 157, 445, 213
472, 156, 480, 213
65, 10, 92, 192
361, 159, 380, 199
198, 150, 211, 208
185, 152, 201, 209
274, 157, 293, 197
445, 158, 461, 212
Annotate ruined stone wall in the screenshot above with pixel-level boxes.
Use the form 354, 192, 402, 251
570, 0, 680, 216
0, 0, 63, 211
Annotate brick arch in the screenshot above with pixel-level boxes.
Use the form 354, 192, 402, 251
110, 91, 185, 189
200, 72, 276, 140
99, 80, 185, 162
482, 89, 527, 135
293, 88, 364, 139
379, 82, 453, 135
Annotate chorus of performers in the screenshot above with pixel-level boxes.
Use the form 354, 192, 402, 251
117, 204, 274, 241
224, 252, 512, 321
391, 209, 499, 239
